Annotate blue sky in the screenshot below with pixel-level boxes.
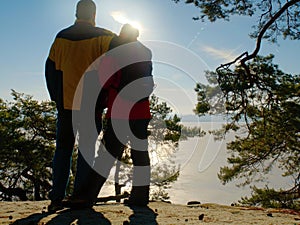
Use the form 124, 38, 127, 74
0, 0, 299, 115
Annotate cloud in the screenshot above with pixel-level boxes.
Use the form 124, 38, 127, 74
201, 45, 240, 62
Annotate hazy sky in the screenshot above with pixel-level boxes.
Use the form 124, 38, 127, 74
0, 0, 299, 115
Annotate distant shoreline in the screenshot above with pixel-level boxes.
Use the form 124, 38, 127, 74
180, 114, 228, 123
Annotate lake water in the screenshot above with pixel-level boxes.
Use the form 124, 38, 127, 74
99, 121, 292, 205
168, 122, 249, 205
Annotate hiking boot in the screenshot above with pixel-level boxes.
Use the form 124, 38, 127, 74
47, 200, 63, 212
123, 198, 149, 207
124, 185, 149, 207
62, 196, 94, 210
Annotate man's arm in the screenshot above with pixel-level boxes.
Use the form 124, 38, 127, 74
45, 57, 59, 102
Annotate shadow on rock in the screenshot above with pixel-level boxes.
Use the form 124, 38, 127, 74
12, 211, 51, 225
46, 208, 111, 225
12, 208, 111, 225
128, 206, 158, 225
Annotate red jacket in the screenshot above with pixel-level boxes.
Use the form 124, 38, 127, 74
98, 55, 151, 119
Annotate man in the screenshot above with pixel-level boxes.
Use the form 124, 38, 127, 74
68, 24, 154, 208
45, 0, 115, 212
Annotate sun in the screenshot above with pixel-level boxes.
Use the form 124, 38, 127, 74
111, 11, 143, 32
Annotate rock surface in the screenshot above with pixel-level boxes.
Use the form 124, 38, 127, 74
0, 201, 299, 225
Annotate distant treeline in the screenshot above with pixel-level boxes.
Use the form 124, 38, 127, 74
181, 126, 205, 138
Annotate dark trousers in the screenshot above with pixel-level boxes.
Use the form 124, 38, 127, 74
80, 118, 151, 203
48, 108, 102, 202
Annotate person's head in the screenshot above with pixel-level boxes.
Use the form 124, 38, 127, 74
76, 0, 96, 21
119, 24, 139, 42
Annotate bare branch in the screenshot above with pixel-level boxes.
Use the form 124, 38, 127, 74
216, 52, 248, 71
244, 0, 300, 62
217, 0, 300, 73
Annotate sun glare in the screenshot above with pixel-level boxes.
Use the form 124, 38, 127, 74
111, 11, 143, 32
